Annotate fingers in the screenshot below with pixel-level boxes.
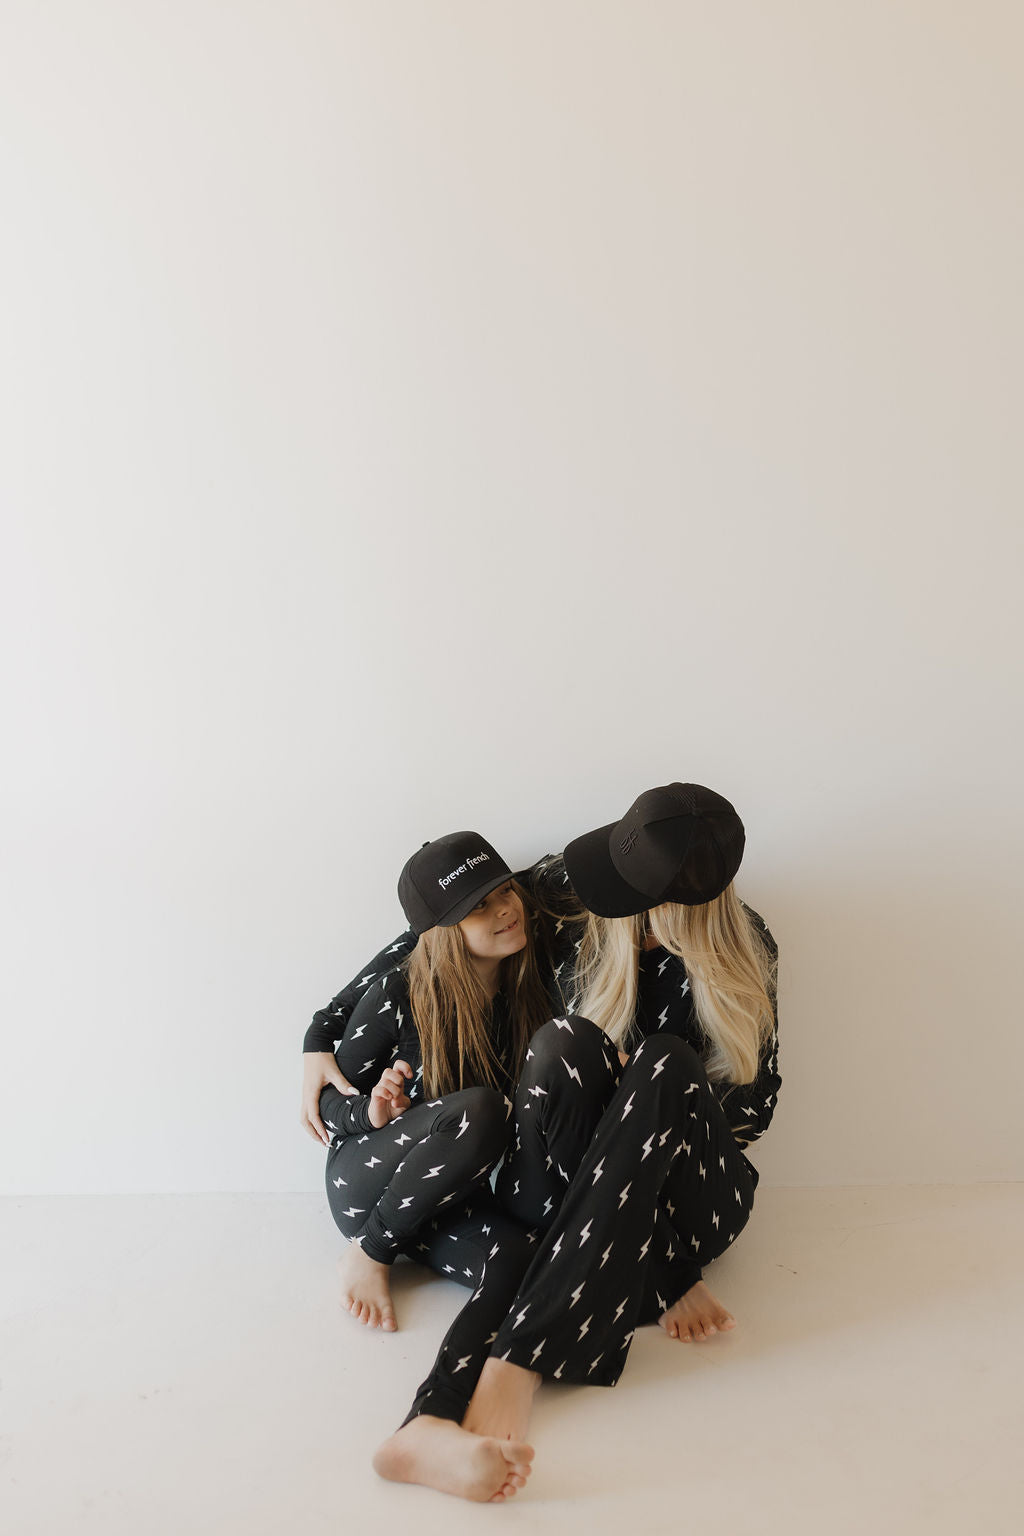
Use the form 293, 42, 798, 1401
372, 1069, 412, 1121
377, 1067, 408, 1095
393, 1059, 413, 1080
329, 1066, 359, 1097
301, 1108, 331, 1147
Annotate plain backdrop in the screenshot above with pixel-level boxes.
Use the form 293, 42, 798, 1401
2, 1, 1022, 1194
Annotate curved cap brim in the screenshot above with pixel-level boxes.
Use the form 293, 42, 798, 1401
563, 822, 655, 918
436, 868, 516, 929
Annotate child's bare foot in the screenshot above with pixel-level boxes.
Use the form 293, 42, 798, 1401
462, 1356, 540, 1442
373, 1416, 534, 1502
337, 1245, 396, 1331
660, 1279, 736, 1342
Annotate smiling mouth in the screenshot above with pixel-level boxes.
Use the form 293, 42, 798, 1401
494, 918, 519, 935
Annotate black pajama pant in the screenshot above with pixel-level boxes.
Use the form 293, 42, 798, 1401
491, 1016, 758, 1388
323, 1018, 758, 1425
321, 1084, 539, 1426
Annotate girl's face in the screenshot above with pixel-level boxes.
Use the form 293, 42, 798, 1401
457, 881, 527, 963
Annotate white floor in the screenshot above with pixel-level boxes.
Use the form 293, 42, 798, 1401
3, 1185, 1021, 1535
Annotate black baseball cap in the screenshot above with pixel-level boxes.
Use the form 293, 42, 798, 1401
563, 783, 745, 916
398, 831, 514, 935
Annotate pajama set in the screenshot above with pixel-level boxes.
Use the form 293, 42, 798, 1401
307, 944, 549, 1425
304, 867, 780, 1419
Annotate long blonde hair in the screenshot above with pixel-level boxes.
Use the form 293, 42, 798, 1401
573, 883, 776, 1086
405, 880, 552, 1097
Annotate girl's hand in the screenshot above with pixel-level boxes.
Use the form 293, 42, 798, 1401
301, 1052, 358, 1146
368, 1060, 413, 1130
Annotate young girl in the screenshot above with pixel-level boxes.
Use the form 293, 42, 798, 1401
373, 784, 780, 1498
303, 830, 560, 1499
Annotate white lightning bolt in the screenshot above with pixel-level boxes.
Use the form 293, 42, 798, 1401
613, 1297, 628, 1322
332, 1176, 346, 1188
561, 1058, 583, 1085
618, 1183, 631, 1209
530, 1339, 546, 1365
549, 1234, 563, 1262
599, 1243, 613, 1269
394, 1133, 411, 1146
579, 1219, 593, 1247
554, 1018, 573, 1032
587, 1354, 603, 1375
652, 1052, 670, 1077
456, 1112, 470, 1139
452, 1355, 471, 1373
638, 1238, 650, 1261
569, 1284, 585, 1308
399, 1196, 414, 1210
365, 1155, 381, 1168
592, 1157, 605, 1184
422, 1165, 445, 1179
657, 1009, 669, 1029
621, 1091, 636, 1122
577, 1315, 592, 1341
658, 954, 671, 976
640, 1134, 655, 1161
513, 1306, 530, 1329
712, 1211, 720, 1228
341, 1206, 366, 1219
358, 974, 374, 988
528, 1084, 548, 1098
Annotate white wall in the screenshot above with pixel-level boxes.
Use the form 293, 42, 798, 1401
2, 2, 1022, 1194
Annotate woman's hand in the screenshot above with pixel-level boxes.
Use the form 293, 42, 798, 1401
301, 1052, 358, 1146
368, 1060, 413, 1130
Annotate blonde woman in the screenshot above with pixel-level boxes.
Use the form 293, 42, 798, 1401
375, 784, 780, 1494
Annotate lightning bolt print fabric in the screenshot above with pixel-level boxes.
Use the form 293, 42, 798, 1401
489, 1016, 760, 1389
304, 859, 778, 1423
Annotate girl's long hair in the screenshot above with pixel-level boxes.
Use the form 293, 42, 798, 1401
405, 880, 552, 1097
573, 882, 776, 1085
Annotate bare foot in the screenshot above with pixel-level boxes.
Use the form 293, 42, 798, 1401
373, 1416, 534, 1502
462, 1356, 540, 1442
337, 1245, 396, 1331
659, 1279, 736, 1342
